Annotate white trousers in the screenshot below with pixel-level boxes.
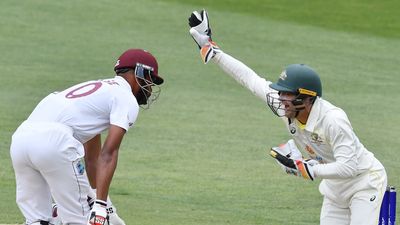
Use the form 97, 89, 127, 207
10, 122, 91, 225
319, 162, 387, 225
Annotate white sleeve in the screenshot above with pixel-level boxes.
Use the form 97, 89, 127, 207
213, 52, 273, 103
109, 93, 139, 131
313, 111, 359, 179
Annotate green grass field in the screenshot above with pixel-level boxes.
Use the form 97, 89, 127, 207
0, 0, 399, 224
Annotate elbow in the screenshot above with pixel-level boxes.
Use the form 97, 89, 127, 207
337, 162, 358, 178
314, 161, 359, 179
100, 148, 119, 163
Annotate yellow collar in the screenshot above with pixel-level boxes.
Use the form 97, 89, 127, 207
296, 119, 306, 130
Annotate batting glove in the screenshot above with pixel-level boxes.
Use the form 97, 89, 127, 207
270, 148, 317, 181
188, 10, 221, 64
107, 205, 126, 225
87, 200, 109, 225
87, 195, 95, 209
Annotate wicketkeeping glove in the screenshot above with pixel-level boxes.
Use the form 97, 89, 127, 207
87, 200, 109, 225
188, 10, 221, 64
271, 139, 303, 175
188, 10, 211, 48
270, 148, 317, 181
272, 139, 303, 160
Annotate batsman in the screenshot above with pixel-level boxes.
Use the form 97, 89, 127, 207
188, 10, 388, 225
10, 49, 164, 225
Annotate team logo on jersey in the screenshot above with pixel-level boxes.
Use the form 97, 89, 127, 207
290, 126, 296, 134
370, 195, 376, 201
75, 160, 85, 175
310, 133, 323, 145
315, 155, 324, 163
129, 122, 133, 127
305, 145, 316, 155
104, 80, 119, 85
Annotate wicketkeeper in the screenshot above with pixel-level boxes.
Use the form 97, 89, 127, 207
188, 10, 387, 225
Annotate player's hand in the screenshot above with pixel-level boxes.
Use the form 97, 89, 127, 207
87, 200, 109, 225
107, 205, 126, 225
270, 148, 317, 180
271, 139, 303, 160
188, 10, 211, 48
188, 10, 221, 64
270, 139, 303, 174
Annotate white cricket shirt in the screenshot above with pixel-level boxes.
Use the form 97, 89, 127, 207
213, 52, 383, 180
26, 76, 139, 143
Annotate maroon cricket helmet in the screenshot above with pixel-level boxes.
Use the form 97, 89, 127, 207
114, 49, 164, 85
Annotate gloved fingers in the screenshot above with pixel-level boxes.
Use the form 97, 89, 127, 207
270, 149, 296, 169
188, 11, 203, 27
294, 160, 315, 180
189, 28, 210, 48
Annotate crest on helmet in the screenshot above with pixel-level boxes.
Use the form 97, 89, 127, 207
114, 60, 120, 67
279, 70, 287, 80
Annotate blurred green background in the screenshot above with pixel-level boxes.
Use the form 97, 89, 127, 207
0, 0, 399, 224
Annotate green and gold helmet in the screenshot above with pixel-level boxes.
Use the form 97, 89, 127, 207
270, 64, 322, 97
266, 64, 322, 117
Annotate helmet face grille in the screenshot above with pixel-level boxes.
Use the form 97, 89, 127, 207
266, 91, 314, 118
266, 92, 286, 117
134, 63, 154, 79
134, 63, 161, 109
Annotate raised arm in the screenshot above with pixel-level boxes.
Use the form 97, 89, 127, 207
188, 10, 274, 103
213, 52, 272, 103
